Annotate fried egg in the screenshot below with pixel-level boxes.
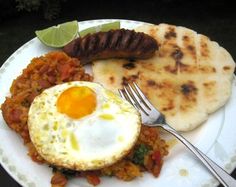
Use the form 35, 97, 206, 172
28, 81, 141, 170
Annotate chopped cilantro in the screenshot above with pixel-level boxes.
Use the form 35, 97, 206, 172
132, 144, 151, 165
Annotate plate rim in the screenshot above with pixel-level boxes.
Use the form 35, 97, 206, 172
0, 18, 236, 187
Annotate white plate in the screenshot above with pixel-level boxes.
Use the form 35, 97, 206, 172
0, 19, 236, 187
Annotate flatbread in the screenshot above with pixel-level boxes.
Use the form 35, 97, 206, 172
92, 24, 235, 131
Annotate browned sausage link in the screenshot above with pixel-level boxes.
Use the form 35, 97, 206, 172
63, 29, 159, 65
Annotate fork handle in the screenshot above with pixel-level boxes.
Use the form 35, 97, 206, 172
161, 123, 236, 187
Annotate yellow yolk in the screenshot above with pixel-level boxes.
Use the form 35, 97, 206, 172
56, 86, 96, 119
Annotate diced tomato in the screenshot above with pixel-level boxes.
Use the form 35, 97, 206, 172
28, 92, 38, 103
39, 64, 49, 74
152, 165, 161, 177
38, 79, 51, 89
86, 175, 101, 186
151, 151, 162, 177
144, 155, 154, 171
10, 109, 22, 123
152, 151, 161, 166
57, 63, 75, 81
47, 75, 57, 84
46, 68, 57, 77
51, 172, 67, 186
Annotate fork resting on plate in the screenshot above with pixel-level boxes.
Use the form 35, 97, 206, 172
119, 82, 236, 187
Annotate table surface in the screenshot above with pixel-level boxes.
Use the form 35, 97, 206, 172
0, 0, 236, 186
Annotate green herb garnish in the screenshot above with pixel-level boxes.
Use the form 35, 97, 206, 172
132, 144, 151, 165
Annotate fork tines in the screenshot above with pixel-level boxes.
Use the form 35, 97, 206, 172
118, 82, 155, 116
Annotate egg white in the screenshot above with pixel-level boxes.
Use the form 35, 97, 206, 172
28, 81, 141, 170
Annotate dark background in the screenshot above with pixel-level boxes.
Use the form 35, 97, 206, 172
0, 0, 235, 186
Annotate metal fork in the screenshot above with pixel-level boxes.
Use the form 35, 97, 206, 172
119, 82, 236, 187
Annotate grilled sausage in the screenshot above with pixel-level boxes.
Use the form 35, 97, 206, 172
63, 29, 159, 65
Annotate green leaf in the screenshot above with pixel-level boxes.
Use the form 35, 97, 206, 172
132, 144, 151, 165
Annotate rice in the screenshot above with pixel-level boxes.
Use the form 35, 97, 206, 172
1, 51, 168, 186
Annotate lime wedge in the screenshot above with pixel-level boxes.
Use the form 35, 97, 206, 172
35, 20, 78, 48
79, 21, 120, 37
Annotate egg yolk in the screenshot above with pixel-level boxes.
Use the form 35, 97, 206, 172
57, 86, 96, 119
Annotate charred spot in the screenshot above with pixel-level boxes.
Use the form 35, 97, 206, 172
171, 49, 183, 61
161, 100, 175, 112
186, 45, 197, 60
150, 27, 158, 38
200, 42, 209, 57
199, 66, 216, 73
162, 105, 174, 112
122, 77, 129, 86
122, 62, 136, 69
187, 45, 195, 51
212, 67, 216, 73
180, 81, 198, 111
140, 62, 155, 71
164, 65, 178, 74
156, 80, 174, 90
181, 82, 197, 95
223, 66, 231, 71
201, 42, 207, 48
179, 63, 198, 73
164, 28, 177, 39
179, 63, 189, 73
203, 81, 216, 88
147, 80, 156, 86
122, 74, 139, 86
183, 35, 189, 41
109, 76, 115, 83
129, 58, 136, 62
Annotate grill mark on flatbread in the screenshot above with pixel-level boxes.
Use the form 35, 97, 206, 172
141, 77, 179, 115
146, 79, 156, 86
140, 41, 180, 117
196, 34, 221, 113
92, 24, 235, 131
181, 82, 198, 95
203, 81, 217, 99
164, 26, 177, 39
198, 35, 213, 65
140, 62, 157, 72
176, 28, 203, 116
180, 81, 198, 113
218, 46, 235, 75
159, 43, 179, 74
164, 65, 178, 74
179, 28, 198, 74
183, 34, 197, 60
159, 42, 178, 57
178, 63, 198, 74
180, 81, 198, 112
223, 66, 232, 71
149, 26, 160, 43
109, 76, 115, 84
122, 62, 136, 69
183, 35, 189, 41
186, 44, 194, 51
199, 66, 216, 73
122, 73, 139, 86
171, 48, 183, 61
200, 37, 210, 57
